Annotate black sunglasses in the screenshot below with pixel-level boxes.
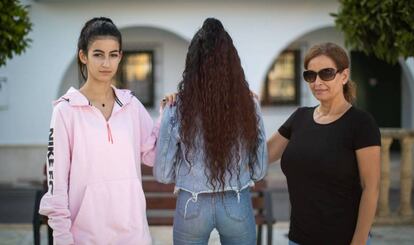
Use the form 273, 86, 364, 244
303, 68, 342, 83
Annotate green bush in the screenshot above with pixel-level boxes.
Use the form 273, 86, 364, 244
0, 0, 32, 67
332, 0, 414, 64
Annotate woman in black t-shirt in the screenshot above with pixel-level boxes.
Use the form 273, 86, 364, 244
267, 42, 381, 245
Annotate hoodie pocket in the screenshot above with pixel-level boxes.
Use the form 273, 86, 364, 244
71, 179, 151, 244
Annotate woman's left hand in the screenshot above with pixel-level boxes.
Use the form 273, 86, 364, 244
161, 93, 177, 109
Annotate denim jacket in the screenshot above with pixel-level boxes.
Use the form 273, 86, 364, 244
153, 100, 268, 202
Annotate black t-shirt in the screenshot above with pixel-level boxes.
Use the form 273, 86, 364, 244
278, 106, 381, 245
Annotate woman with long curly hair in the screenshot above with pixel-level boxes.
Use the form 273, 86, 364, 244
154, 18, 268, 245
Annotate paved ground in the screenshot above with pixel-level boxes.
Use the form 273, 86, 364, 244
1, 154, 414, 244
1, 223, 414, 245
0, 223, 287, 245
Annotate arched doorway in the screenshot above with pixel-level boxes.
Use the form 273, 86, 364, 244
351, 52, 402, 129
261, 26, 345, 107
261, 26, 412, 132
58, 26, 189, 111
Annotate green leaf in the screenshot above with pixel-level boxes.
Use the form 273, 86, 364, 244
332, 0, 414, 64
0, 0, 32, 67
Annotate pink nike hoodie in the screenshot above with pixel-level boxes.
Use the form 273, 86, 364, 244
39, 86, 161, 245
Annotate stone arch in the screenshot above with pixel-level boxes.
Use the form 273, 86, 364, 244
58, 25, 190, 111
261, 26, 344, 107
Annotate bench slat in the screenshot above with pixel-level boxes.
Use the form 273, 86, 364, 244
147, 214, 270, 226
141, 165, 275, 233
141, 165, 153, 175
143, 180, 175, 192
141, 166, 267, 191
146, 196, 264, 209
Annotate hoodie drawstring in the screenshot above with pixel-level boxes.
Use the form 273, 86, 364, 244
106, 123, 114, 144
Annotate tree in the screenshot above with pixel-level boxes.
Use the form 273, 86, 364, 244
0, 0, 32, 67
332, 0, 414, 64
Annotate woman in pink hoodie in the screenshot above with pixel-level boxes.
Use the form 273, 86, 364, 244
39, 17, 162, 245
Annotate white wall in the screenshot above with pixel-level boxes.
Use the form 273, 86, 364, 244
0, 0, 344, 183
59, 26, 189, 117
401, 57, 414, 129
0, 0, 340, 144
1, 0, 410, 185
0, 145, 46, 185
261, 26, 346, 134
288, 26, 345, 108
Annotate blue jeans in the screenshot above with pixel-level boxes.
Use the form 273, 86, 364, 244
173, 188, 256, 245
289, 236, 371, 245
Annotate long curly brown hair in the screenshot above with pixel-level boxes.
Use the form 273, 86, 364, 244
177, 18, 259, 191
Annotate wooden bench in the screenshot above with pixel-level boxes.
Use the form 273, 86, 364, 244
33, 165, 276, 245
142, 165, 276, 245
33, 164, 53, 245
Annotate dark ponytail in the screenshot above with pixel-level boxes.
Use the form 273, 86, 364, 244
77, 17, 122, 81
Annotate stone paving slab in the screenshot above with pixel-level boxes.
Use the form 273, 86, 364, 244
1, 223, 414, 245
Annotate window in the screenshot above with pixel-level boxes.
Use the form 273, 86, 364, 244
116, 51, 154, 107
261, 50, 300, 105
0, 76, 8, 109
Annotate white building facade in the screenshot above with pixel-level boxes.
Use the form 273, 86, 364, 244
1, 0, 413, 184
